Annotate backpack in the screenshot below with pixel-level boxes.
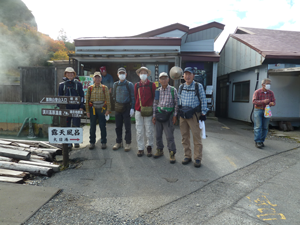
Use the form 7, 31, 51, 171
136, 81, 153, 98
113, 81, 131, 102
179, 82, 201, 106
63, 80, 79, 96
178, 82, 202, 118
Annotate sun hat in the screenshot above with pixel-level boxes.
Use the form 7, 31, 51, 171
64, 67, 76, 77
159, 72, 168, 78
136, 66, 151, 76
169, 66, 183, 80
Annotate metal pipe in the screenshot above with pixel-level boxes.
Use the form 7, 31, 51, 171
17, 117, 29, 137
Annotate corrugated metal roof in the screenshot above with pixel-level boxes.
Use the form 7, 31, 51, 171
230, 27, 300, 59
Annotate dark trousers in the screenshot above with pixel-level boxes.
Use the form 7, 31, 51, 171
156, 115, 176, 153
115, 105, 131, 144
89, 107, 107, 144
66, 117, 80, 127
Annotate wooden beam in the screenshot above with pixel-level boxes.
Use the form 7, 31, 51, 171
0, 147, 31, 160
0, 169, 29, 178
18, 160, 60, 172
0, 156, 13, 162
0, 161, 53, 176
0, 176, 24, 183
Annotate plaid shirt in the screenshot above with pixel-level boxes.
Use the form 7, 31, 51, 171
153, 85, 178, 117
85, 84, 111, 113
252, 88, 276, 108
178, 81, 207, 115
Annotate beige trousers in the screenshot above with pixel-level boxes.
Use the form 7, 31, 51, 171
179, 114, 202, 160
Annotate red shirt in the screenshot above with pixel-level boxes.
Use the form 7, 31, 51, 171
134, 80, 156, 111
252, 88, 276, 108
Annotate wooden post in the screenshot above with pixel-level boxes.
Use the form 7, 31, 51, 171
59, 104, 69, 167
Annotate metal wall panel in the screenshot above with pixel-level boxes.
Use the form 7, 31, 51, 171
181, 39, 214, 52
218, 37, 265, 76
155, 29, 186, 38
186, 28, 223, 42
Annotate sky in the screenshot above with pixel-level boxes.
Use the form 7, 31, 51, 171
22, 0, 299, 52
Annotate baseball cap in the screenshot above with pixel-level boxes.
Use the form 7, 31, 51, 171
100, 66, 106, 73
117, 67, 126, 74
159, 72, 168, 78
93, 71, 101, 77
183, 67, 194, 74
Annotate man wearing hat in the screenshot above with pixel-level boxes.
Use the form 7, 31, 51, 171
85, 72, 111, 150
178, 67, 207, 168
100, 66, 114, 94
134, 66, 156, 157
152, 72, 178, 163
58, 67, 84, 148
112, 67, 135, 152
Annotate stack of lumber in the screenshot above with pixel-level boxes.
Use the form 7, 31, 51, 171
0, 139, 62, 184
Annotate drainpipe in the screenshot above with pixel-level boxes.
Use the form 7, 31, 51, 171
250, 69, 260, 124
17, 117, 29, 137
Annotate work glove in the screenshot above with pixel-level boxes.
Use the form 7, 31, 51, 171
130, 109, 135, 117
200, 115, 206, 121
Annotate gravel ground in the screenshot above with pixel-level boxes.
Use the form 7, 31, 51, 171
23, 132, 299, 225
23, 191, 149, 225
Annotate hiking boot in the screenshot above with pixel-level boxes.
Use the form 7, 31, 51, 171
89, 143, 95, 150
261, 142, 265, 147
194, 160, 201, 168
101, 143, 107, 149
146, 146, 152, 157
137, 150, 144, 157
113, 142, 122, 150
153, 149, 164, 158
169, 151, 176, 164
124, 143, 131, 152
74, 143, 80, 148
182, 158, 192, 165
255, 142, 263, 148
68, 144, 73, 149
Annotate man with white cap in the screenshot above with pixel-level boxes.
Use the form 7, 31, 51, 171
85, 71, 111, 150
152, 72, 178, 163
178, 67, 207, 168
58, 67, 84, 148
134, 66, 156, 157
112, 67, 135, 152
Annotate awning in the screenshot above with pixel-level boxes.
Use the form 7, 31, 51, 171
268, 67, 300, 76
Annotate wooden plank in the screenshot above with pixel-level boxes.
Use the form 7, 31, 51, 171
18, 160, 60, 172
0, 144, 25, 151
0, 140, 11, 145
30, 155, 46, 161
39, 141, 59, 150
11, 142, 31, 148
0, 169, 29, 178
0, 147, 31, 160
0, 176, 24, 183
0, 161, 53, 176
0, 156, 13, 162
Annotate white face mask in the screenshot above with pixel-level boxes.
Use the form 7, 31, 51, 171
265, 84, 271, 90
140, 74, 148, 81
119, 74, 126, 80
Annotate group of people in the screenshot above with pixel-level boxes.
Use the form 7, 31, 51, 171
58, 65, 276, 168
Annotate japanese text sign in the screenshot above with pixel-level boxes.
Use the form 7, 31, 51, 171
48, 127, 83, 144
40, 96, 80, 104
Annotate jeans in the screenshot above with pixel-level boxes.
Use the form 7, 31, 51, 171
115, 104, 131, 144
253, 109, 270, 143
89, 107, 107, 144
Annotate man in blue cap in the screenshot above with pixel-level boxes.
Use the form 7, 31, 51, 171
177, 67, 207, 167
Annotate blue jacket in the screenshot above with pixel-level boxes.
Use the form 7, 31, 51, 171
101, 73, 114, 89
58, 79, 84, 109
113, 80, 135, 109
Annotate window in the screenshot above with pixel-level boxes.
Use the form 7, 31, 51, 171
232, 81, 250, 102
